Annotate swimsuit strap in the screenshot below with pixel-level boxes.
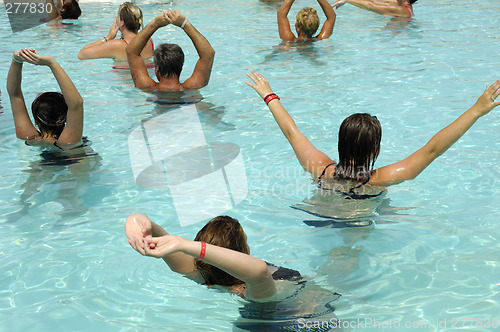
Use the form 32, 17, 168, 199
318, 162, 337, 181
403, 4, 413, 17
150, 38, 154, 53
121, 39, 129, 45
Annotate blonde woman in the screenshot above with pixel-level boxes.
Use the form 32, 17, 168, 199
78, 2, 154, 61
278, 0, 336, 41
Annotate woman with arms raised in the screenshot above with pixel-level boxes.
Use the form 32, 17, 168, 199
7, 49, 84, 149
78, 2, 153, 61
246, 70, 500, 192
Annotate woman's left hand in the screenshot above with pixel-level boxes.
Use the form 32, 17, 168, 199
245, 70, 274, 99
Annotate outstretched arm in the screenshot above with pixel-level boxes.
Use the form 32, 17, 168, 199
165, 10, 215, 90
127, 12, 170, 88
16, 49, 84, 144
139, 234, 276, 300
277, 0, 296, 40
372, 80, 500, 186
78, 17, 121, 60
316, 0, 337, 39
125, 213, 198, 277
246, 70, 334, 179
332, 0, 411, 17
7, 52, 39, 139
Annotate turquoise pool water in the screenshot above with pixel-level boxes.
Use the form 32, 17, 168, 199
1, 0, 499, 331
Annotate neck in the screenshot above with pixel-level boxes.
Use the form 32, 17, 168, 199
121, 29, 137, 42
158, 76, 182, 91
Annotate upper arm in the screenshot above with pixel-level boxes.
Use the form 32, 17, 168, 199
57, 102, 84, 144
370, 146, 437, 186
10, 95, 39, 139
78, 40, 123, 60
182, 52, 215, 90
245, 263, 277, 300
288, 131, 335, 179
128, 50, 157, 89
369, 2, 411, 17
316, 2, 336, 39
277, 10, 296, 40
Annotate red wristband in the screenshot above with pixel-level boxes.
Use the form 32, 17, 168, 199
264, 93, 280, 105
198, 241, 206, 260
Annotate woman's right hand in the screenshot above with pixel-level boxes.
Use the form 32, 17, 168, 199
472, 80, 500, 116
106, 16, 119, 40
245, 70, 275, 99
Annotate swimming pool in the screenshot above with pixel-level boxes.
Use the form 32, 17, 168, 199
1, 0, 499, 330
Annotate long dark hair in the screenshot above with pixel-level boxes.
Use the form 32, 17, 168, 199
194, 216, 249, 286
31, 92, 68, 139
333, 113, 381, 183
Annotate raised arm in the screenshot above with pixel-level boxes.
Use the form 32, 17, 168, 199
46, 0, 60, 21
141, 234, 276, 300
7, 52, 39, 139
333, 0, 411, 17
277, 0, 296, 40
78, 17, 121, 60
371, 80, 500, 186
165, 10, 215, 90
246, 70, 334, 179
316, 0, 337, 39
127, 12, 170, 88
17, 49, 84, 144
125, 213, 198, 277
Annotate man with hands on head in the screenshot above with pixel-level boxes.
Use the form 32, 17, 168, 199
126, 9, 215, 91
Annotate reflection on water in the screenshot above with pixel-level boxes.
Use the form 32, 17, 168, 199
259, 41, 329, 66
5, 141, 104, 225
292, 182, 414, 227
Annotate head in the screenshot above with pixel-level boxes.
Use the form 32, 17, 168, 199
334, 113, 381, 182
31, 92, 68, 138
60, 0, 81, 19
295, 7, 320, 38
194, 216, 250, 286
154, 43, 185, 80
117, 2, 143, 34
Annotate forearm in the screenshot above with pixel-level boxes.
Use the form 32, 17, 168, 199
7, 60, 23, 97
183, 241, 271, 283
48, 60, 83, 108
267, 99, 301, 143
318, 0, 337, 20
422, 107, 481, 159
183, 22, 215, 62
128, 19, 158, 57
277, 0, 295, 18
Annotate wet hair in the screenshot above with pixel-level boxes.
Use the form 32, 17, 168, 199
296, 7, 320, 38
410, 0, 418, 4
333, 113, 381, 183
31, 92, 68, 139
154, 43, 185, 79
194, 216, 249, 286
60, 0, 81, 19
118, 2, 143, 34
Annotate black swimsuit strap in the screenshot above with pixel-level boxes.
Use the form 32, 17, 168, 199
318, 162, 337, 181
